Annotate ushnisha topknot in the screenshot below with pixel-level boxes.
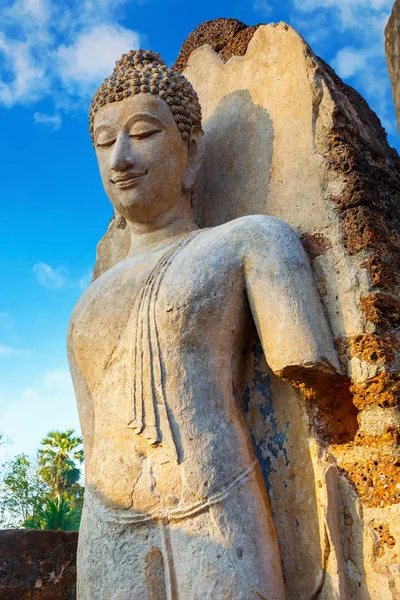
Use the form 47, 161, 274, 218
89, 49, 202, 142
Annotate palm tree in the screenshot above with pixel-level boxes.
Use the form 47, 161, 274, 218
38, 429, 84, 509
23, 497, 81, 531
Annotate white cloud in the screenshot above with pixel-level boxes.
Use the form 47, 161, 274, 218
3, 0, 53, 41
57, 24, 140, 94
6, 0, 51, 24
0, 346, 13, 355
253, 0, 273, 17
292, 0, 392, 32
33, 261, 93, 291
33, 262, 69, 289
79, 0, 131, 23
0, 368, 80, 458
0, 0, 141, 112
331, 41, 396, 134
286, 0, 398, 137
0, 345, 17, 356
333, 46, 371, 79
290, 0, 392, 47
33, 112, 62, 130
0, 345, 29, 356
25, 0, 49, 20
0, 37, 47, 107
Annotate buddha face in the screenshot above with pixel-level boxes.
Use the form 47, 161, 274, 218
93, 94, 192, 224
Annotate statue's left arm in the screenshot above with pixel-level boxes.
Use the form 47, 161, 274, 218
243, 216, 341, 389
67, 314, 95, 469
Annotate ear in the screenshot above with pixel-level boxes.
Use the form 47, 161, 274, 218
182, 126, 204, 191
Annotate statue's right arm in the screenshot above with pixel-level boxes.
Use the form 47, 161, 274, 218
67, 315, 95, 469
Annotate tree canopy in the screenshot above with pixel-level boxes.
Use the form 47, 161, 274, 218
0, 429, 84, 531
38, 429, 83, 508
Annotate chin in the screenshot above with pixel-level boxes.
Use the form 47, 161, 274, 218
114, 195, 161, 224
112, 190, 146, 210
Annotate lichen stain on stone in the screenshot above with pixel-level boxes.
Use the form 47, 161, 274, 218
360, 292, 400, 328
349, 332, 399, 365
243, 340, 289, 490
371, 522, 397, 557
301, 233, 332, 262
351, 372, 400, 409
333, 455, 400, 507
279, 365, 358, 445
361, 255, 398, 290
340, 206, 386, 255
334, 331, 400, 409
323, 81, 400, 289
353, 429, 400, 447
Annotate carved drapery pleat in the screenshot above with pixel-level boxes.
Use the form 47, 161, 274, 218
127, 230, 199, 462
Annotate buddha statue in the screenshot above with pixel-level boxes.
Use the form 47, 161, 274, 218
68, 49, 341, 599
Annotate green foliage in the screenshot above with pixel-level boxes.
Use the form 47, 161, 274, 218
38, 429, 84, 507
0, 454, 50, 528
0, 429, 85, 530
23, 497, 81, 531
64, 482, 84, 514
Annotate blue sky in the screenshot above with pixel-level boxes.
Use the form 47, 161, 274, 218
0, 0, 398, 460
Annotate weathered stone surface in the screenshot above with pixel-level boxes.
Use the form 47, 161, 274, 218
72, 45, 346, 598
180, 24, 400, 596
88, 19, 400, 599
386, 0, 400, 131
0, 530, 77, 600
92, 214, 130, 282
174, 18, 261, 72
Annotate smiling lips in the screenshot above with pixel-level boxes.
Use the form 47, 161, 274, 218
111, 171, 147, 188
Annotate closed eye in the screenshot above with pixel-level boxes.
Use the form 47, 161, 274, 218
129, 128, 162, 140
96, 136, 117, 148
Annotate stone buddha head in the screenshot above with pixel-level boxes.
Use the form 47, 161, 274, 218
90, 50, 204, 225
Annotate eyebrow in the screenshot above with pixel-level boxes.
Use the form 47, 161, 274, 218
93, 123, 117, 143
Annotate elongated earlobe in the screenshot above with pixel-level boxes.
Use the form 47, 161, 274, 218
182, 126, 204, 192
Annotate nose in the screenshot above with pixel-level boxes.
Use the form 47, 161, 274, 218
111, 131, 135, 172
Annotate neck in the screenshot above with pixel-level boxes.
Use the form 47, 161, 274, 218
127, 193, 197, 257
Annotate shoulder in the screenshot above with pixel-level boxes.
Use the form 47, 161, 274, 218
68, 276, 99, 339
68, 256, 125, 332
68, 293, 87, 341
210, 214, 299, 241
205, 215, 303, 259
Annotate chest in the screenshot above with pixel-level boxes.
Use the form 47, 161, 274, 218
72, 237, 245, 389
